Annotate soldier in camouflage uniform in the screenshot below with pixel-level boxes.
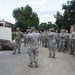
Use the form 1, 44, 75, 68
65, 30, 70, 51
55, 30, 59, 51
41, 31, 46, 47
24, 32, 27, 46
69, 29, 75, 55
47, 28, 56, 58
39, 31, 42, 44
13, 27, 23, 55
59, 29, 66, 52
27, 27, 40, 68
44, 30, 48, 47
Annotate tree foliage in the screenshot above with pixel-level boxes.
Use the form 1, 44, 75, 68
38, 21, 58, 31
54, 0, 75, 31
12, 5, 39, 32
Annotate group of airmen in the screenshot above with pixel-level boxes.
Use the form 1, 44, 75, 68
12, 27, 75, 68
39, 28, 75, 56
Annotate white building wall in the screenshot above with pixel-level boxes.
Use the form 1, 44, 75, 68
0, 27, 12, 41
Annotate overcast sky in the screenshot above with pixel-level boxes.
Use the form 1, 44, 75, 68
0, 0, 68, 24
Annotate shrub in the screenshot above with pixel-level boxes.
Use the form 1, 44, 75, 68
12, 32, 15, 40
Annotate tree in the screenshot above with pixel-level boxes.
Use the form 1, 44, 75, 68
38, 22, 47, 31
62, 0, 75, 30
54, 0, 75, 31
12, 5, 39, 32
54, 11, 64, 30
38, 21, 58, 31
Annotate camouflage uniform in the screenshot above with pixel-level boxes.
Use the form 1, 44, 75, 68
65, 32, 69, 51
39, 31, 42, 44
24, 33, 27, 46
55, 32, 59, 51
44, 31, 48, 47
59, 31, 66, 52
41, 31, 46, 47
13, 31, 23, 54
47, 30, 56, 58
27, 30, 40, 66
69, 32, 75, 55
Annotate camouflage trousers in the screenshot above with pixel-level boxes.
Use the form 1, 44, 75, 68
59, 41, 65, 52
56, 39, 59, 50
13, 40, 21, 53
69, 41, 75, 55
28, 49, 39, 63
48, 42, 56, 56
65, 40, 69, 51
42, 39, 45, 47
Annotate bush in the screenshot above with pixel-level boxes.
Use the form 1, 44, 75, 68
12, 32, 15, 40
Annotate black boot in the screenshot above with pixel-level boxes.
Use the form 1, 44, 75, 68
12, 52, 16, 55
52, 54, 55, 58
18, 48, 21, 54
49, 55, 52, 58
28, 62, 33, 68
35, 62, 39, 68
18, 52, 21, 54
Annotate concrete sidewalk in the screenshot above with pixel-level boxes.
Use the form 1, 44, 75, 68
0, 44, 75, 75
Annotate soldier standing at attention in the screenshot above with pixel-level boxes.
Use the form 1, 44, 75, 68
69, 29, 75, 55
47, 28, 56, 58
41, 31, 46, 47
59, 29, 66, 52
65, 30, 69, 51
55, 30, 59, 51
13, 27, 23, 55
24, 32, 27, 46
27, 27, 40, 68
39, 31, 42, 44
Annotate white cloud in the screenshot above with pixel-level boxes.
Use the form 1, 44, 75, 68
39, 13, 56, 23
21, 0, 57, 23
0, 0, 68, 24
23, 0, 48, 6
37, 10, 56, 15
20, 0, 25, 1
0, 3, 3, 6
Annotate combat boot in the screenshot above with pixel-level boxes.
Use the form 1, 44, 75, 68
12, 51, 16, 55
49, 55, 52, 58
35, 62, 39, 68
18, 49, 21, 54
28, 62, 33, 68
18, 52, 21, 54
52, 54, 55, 58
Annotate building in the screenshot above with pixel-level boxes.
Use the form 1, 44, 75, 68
70, 24, 75, 32
0, 19, 13, 41
0, 19, 14, 28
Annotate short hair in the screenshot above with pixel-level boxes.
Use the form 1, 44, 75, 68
51, 28, 54, 32
16, 27, 20, 31
31, 27, 35, 31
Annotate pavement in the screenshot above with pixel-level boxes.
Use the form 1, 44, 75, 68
0, 44, 75, 75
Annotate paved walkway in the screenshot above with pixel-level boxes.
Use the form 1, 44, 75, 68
0, 44, 75, 75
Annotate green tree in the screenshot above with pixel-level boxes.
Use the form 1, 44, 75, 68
38, 21, 58, 31
62, 0, 75, 30
12, 5, 39, 32
38, 22, 47, 31
55, 0, 75, 31
54, 11, 64, 31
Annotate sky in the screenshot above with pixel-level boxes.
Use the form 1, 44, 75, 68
0, 0, 68, 24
